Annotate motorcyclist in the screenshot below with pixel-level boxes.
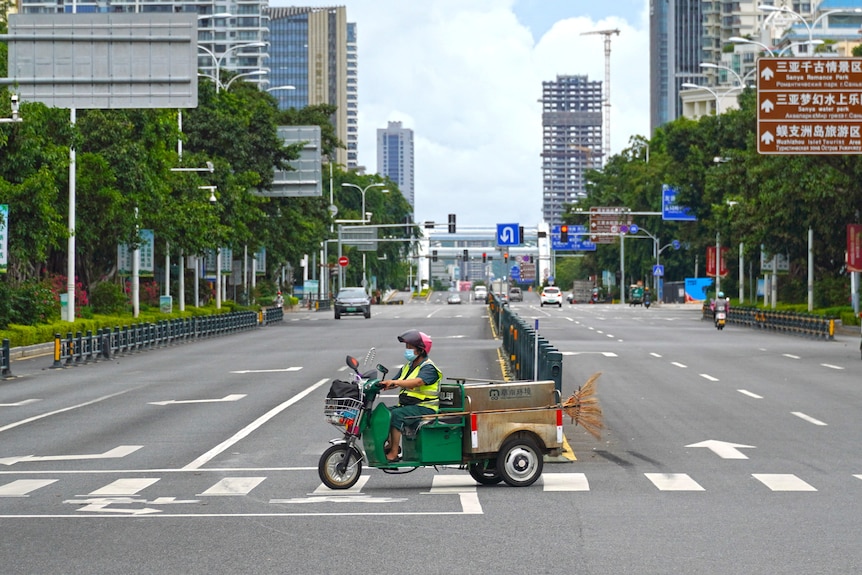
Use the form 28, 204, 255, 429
379, 330, 442, 462
713, 291, 729, 320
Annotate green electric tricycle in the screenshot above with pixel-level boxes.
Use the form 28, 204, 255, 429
318, 353, 565, 489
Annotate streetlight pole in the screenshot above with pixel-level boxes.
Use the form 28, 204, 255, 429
343, 183, 387, 291
197, 42, 266, 93
758, 5, 861, 47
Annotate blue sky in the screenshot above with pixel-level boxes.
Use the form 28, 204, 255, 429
269, 1, 651, 228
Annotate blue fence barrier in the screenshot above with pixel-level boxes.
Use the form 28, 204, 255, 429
51, 309, 281, 368
701, 305, 835, 339
489, 294, 563, 393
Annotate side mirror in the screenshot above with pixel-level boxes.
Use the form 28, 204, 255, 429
376, 363, 389, 378
346, 355, 360, 372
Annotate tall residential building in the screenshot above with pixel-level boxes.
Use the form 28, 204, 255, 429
540, 75, 602, 227
267, 6, 357, 169
376, 121, 415, 209
17, 0, 269, 89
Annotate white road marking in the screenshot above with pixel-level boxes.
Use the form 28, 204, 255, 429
0, 388, 136, 434
230, 368, 302, 374
738, 390, 763, 399
686, 440, 755, 459
0, 445, 143, 466
183, 378, 331, 470
88, 478, 159, 496
671, 362, 687, 368
542, 473, 589, 491
313, 476, 369, 495
149, 394, 246, 406
753, 474, 817, 492
783, 354, 800, 359
198, 477, 266, 496
650, 353, 662, 358
645, 473, 704, 491
427, 475, 476, 494
0, 479, 57, 497
699, 374, 719, 382
791, 412, 827, 426
820, 363, 844, 370
561, 351, 618, 357
0, 399, 40, 407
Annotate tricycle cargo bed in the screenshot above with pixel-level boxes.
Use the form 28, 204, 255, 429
461, 380, 563, 455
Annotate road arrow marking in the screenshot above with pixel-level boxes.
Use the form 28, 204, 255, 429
0, 445, 142, 466
0, 399, 40, 407
686, 440, 755, 459
149, 394, 246, 406
230, 368, 302, 374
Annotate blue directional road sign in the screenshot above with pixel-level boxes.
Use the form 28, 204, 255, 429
653, 264, 664, 277
510, 266, 521, 282
551, 225, 594, 250
497, 223, 520, 246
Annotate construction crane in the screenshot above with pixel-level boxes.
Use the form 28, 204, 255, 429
581, 28, 620, 166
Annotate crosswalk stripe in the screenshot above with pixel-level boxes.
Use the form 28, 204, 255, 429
0, 479, 58, 497
313, 476, 369, 494
198, 477, 266, 496
429, 475, 476, 494
88, 478, 159, 496
645, 473, 705, 491
542, 473, 589, 491
753, 474, 817, 491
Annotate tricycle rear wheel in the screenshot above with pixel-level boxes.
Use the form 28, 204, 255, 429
318, 444, 362, 489
468, 460, 503, 485
496, 436, 543, 487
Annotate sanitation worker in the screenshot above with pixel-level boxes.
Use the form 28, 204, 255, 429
379, 330, 442, 462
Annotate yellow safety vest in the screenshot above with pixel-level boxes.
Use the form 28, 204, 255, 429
397, 358, 442, 412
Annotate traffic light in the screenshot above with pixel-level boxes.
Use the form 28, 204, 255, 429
432, 250, 438, 262
560, 225, 569, 243
463, 249, 468, 261
519, 226, 524, 245
482, 253, 487, 263
448, 214, 456, 233
504, 252, 509, 263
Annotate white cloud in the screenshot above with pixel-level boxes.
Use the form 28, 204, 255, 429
272, 0, 650, 227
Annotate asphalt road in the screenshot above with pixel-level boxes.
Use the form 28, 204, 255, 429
0, 294, 860, 574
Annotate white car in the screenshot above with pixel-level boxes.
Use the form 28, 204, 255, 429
540, 286, 563, 307
474, 287, 488, 303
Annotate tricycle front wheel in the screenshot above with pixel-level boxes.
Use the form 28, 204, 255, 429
318, 444, 363, 489
496, 436, 543, 487
468, 460, 503, 485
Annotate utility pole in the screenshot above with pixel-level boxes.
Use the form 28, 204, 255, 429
581, 28, 620, 166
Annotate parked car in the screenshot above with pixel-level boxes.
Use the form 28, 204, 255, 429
508, 287, 523, 302
540, 286, 563, 307
334, 287, 371, 319
447, 292, 462, 305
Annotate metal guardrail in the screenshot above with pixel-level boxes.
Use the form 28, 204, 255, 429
51, 309, 282, 368
1, 339, 11, 377
489, 294, 563, 393
701, 305, 835, 340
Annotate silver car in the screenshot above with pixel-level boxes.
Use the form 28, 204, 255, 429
334, 287, 371, 319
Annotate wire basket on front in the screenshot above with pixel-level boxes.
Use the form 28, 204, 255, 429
324, 397, 363, 428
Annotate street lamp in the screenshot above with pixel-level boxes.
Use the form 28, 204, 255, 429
681, 82, 744, 116
729, 36, 824, 57
342, 182, 388, 290
758, 4, 862, 46
197, 42, 266, 93
265, 85, 296, 93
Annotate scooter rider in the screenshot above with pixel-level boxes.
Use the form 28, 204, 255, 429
713, 291, 729, 321
379, 330, 442, 462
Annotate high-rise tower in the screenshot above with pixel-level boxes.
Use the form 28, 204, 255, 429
267, 6, 356, 168
540, 75, 602, 227
376, 121, 415, 209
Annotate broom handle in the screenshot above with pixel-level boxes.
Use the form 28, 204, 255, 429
407, 404, 561, 420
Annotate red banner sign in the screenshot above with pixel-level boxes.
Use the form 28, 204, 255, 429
849, 224, 862, 272
706, 246, 729, 277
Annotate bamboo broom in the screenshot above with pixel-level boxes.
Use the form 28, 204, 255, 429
562, 372, 603, 439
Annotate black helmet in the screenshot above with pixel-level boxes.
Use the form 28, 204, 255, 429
397, 330, 432, 354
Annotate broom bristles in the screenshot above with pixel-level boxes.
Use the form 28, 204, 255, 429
562, 372, 603, 440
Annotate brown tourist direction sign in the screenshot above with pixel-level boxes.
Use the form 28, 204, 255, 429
757, 57, 862, 155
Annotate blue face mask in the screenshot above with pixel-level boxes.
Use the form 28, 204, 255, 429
404, 349, 417, 362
